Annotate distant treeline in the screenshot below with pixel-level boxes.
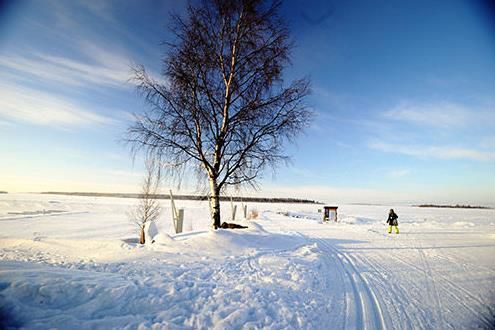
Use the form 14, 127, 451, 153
416, 204, 492, 209
41, 191, 321, 204
0, 191, 7, 194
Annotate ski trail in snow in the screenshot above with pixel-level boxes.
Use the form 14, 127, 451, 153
312, 237, 386, 330
0, 211, 89, 221
344, 249, 418, 328
381, 230, 495, 329
417, 243, 446, 330
389, 246, 494, 328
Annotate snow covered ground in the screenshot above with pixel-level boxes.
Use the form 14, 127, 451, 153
0, 193, 494, 329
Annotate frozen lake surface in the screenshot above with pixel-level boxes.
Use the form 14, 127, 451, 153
0, 194, 494, 329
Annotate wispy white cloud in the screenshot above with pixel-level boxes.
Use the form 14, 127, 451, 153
334, 140, 353, 148
45, 0, 163, 65
0, 47, 132, 89
0, 83, 114, 128
77, 1, 117, 24
0, 40, 166, 93
312, 87, 351, 108
369, 141, 495, 162
0, 0, 143, 91
383, 102, 471, 128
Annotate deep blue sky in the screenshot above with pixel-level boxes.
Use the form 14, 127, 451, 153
1, 0, 494, 204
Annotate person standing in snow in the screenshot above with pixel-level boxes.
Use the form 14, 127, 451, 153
387, 209, 399, 234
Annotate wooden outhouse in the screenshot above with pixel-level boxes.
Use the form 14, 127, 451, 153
323, 206, 338, 222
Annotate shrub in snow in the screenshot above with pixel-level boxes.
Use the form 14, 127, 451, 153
129, 159, 161, 244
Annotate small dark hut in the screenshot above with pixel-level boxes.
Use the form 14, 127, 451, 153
323, 206, 338, 222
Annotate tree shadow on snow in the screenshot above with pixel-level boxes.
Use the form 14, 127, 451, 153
121, 237, 140, 244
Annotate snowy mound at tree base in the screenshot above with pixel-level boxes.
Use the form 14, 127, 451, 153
137, 219, 308, 257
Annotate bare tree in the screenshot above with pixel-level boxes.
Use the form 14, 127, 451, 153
131, 159, 162, 244
127, 0, 312, 229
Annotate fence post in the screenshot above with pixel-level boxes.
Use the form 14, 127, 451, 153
170, 190, 176, 231
232, 205, 237, 221
230, 196, 235, 220
169, 190, 183, 234
176, 208, 184, 233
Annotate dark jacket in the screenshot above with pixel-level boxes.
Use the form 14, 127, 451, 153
387, 212, 398, 226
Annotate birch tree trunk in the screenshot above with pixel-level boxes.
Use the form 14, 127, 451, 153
209, 178, 221, 229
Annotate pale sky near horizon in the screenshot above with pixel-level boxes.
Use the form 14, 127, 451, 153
0, 0, 494, 205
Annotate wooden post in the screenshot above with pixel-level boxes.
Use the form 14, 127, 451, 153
232, 205, 237, 220
230, 196, 235, 220
176, 208, 184, 233
169, 190, 183, 234
170, 189, 176, 232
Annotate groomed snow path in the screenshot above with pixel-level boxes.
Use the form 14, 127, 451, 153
263, 210, 495, 330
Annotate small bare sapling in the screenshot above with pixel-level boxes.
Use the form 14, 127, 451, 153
130, 159, 162, 244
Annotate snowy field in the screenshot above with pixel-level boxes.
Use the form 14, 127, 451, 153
0, 193, 494, 329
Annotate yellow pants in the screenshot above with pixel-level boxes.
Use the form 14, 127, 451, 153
388, 226, 399, 234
